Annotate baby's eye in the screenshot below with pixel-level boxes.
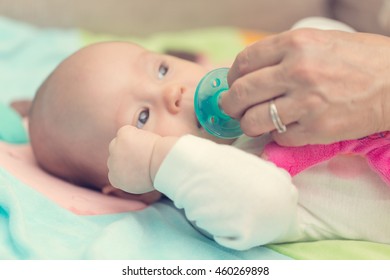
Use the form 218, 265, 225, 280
158, 63, 169, 79
136, 109, 149, 128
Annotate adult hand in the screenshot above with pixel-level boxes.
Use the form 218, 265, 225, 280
107, 125, 178, 194
221, 28, 390, 146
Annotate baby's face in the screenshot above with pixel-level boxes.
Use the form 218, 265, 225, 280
78, 42, 230, 143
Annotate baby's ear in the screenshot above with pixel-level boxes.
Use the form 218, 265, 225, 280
10, 99, 32, 118
102, 184, 162, 204
101, 184, 118, 195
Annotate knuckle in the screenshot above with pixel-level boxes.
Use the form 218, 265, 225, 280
230, 79, 249, 105
241, 110, 263, 137
116, 125, 128, 136
234, 48, 251, 76
118, 125, 134, 138
284, 30, 326, 87
298, 94, 323, 117
288, 59, 318, 86
108, 139, 115, 152
273, 67, 287, 87
288, 28, 317, 50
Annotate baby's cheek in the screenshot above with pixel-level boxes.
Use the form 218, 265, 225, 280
327, 155, 368, 179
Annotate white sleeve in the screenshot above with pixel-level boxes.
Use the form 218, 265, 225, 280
154, 135, 300, 250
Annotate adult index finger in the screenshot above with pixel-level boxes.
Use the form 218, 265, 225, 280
227, 31, 288, 86
221, 65, 287, 119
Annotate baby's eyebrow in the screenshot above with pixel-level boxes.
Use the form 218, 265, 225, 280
164, 49, 198, 62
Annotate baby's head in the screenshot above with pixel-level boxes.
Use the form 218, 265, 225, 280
29, 42, 230, 200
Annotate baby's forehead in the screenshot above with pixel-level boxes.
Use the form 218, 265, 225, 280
64, 44, 146, 108
79, 42, 148, 76
55, 42, 146, 86
46, 42, 150, 115
84, 42, 147, 60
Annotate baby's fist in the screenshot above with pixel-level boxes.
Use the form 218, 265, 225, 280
107, 125, 161, 194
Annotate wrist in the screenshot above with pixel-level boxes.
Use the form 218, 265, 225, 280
149, 136, 179, 182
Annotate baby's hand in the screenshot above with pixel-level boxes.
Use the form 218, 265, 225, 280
108, 125, 160, 194
107, 125, 178, 194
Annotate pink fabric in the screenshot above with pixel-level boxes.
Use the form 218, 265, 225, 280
0, 142, 147, 215
264, 132, 390, 185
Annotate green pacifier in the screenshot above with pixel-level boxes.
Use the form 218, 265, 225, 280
194, 68, 242, 139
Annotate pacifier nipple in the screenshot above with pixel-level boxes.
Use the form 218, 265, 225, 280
194, 68, 243, 139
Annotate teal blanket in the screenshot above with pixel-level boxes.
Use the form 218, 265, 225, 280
0, 17, 81, 104
0, 168, 287, 259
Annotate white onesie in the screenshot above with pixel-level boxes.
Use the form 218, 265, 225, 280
154, 135, 390, 250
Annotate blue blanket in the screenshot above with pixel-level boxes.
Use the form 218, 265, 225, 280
0, 17, 81, 104
0, 168, 288, 259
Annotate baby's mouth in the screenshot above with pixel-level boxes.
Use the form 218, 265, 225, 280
194, 112, 202, 129
196, 118, 202, 129
193, 94, 203, 130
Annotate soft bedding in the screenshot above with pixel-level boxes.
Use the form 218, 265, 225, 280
1, 16, 390, 260
0, 141, 285, 259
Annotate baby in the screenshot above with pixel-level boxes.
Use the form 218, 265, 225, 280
27, 42, 171, 204
29, 22, 390, 250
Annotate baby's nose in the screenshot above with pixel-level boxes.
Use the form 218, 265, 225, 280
163, 85, 184, 114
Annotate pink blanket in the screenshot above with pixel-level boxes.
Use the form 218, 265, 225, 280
0, 141, 146, 215
265, 132, 390, 185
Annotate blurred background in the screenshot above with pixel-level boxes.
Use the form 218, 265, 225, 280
0, 0, 389, 35
1, 0, 389, 105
